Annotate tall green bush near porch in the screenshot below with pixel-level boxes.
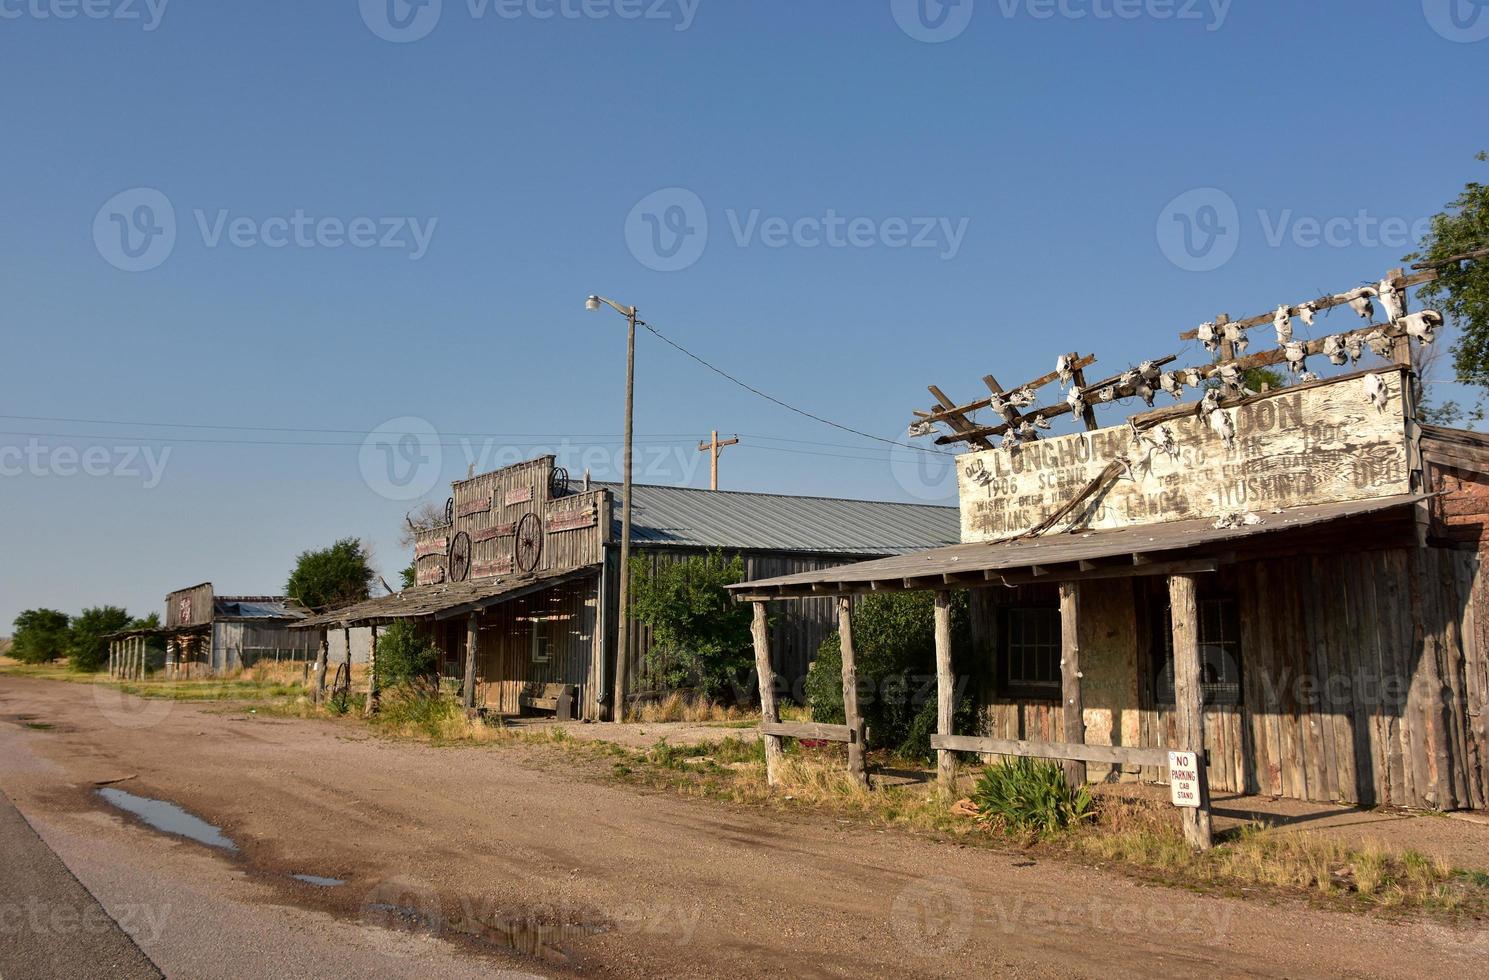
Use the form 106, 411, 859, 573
628, 551, 753, 701
805, 591, 973, 762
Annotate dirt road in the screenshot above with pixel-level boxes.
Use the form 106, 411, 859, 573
1, 675, 1483, 978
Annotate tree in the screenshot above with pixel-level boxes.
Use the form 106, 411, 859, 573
11, 609, 71, 664
1409, 152, 1489, 389
629, 551, 753, 700
67, 606, 132, 672
285, 538, 374, 612
375, 620, 439, 687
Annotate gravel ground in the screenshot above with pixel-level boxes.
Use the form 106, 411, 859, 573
2, 675, 1486, 978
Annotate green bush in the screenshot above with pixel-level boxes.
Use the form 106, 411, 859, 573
629, 551, 753, 700
971, 758, 1094, 835
67, 606, 132, 672
375, 621, 439, 687
11, 609, 71, 664
804, 591, 973, 762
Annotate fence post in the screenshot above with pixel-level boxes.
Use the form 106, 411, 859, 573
752, 601, 785, 786
1169, 574, 1214, 850
935, 591, 955, 792
1060, 581, 1086, 790
837, 597, 869, 788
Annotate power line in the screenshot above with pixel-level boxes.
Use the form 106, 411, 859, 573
637, 320, 952, 456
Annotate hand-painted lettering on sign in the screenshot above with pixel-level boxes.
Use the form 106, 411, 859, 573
957, 372, 1410, 542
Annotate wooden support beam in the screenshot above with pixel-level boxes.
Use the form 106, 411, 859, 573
462, 613, 479, 713
838, 597, 869, 788
1059, 582, 1086, 790
934, 591, 956, 792
930, 734, 1172, 768
760, 720, 856, 742
1178, 268, 1441, 342
363, 626, 381, 718
927, 384, 994, 450
313, 635, 329, 705
918, 355, 1096, 426
1169, 574, 1214, 850
752, 602, 785, 786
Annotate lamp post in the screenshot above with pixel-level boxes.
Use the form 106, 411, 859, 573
587, 294, 638, 722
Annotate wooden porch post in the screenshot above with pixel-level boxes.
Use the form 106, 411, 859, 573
1060, 582, 1086, 790
363, 626, 381, 717
837, 597, 869, 789
312, 633, 329, 705
1169, 574, 1214, 850
463, 613, 479, 713
752, 601, 785, 786
934, 591, 955, 792
108, 640, 115, 678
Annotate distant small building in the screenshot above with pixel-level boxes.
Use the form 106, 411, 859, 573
160, 583, 317, 675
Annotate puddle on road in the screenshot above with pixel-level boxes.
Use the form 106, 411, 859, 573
94, 788, 239, 853
291, 874, 346, 888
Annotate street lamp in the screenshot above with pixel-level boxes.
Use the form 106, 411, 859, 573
587, 294, 639, 722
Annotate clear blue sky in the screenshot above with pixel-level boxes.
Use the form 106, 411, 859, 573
2, 0, 1485, 629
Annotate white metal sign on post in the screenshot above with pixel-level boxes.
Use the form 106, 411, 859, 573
1168, 751, 1202, 808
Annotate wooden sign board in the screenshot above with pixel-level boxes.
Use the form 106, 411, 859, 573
472, 557, 513, 579
504, 486, 534, 507
547, 507, 596, 533
958, 372, 1411, 543
458, 495, 493, 519
416, 565, 446, 586
1169, 751, 1202, 808
472, 523, 516, 544
414, 538, 447, 559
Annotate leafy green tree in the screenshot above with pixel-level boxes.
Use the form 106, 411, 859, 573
400, 561, 417, 590
285, 538, 374, 612
805, 591, 973, 762
67, 606, 132, 672
11, 609, 71, 664
629, 551, 753, 700
1410, 152, 1489, 389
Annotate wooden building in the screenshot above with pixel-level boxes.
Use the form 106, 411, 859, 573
294, 457, 957, 721
108, 583, 316, 678
734, 262, 1489, 832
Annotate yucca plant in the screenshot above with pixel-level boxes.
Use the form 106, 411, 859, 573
971, 758, 1095, 835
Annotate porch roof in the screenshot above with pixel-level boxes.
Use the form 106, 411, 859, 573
728, 494, 1427, 599
292, 566, 597, 629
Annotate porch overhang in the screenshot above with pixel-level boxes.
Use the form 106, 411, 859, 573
728, 494, 1429, 599
290, 566, 599, 629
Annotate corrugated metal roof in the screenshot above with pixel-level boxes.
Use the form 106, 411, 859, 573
729, 494, 1427, 596
213, 597, 307, 620
293, 568, 597, 629
594, 483, 958, 556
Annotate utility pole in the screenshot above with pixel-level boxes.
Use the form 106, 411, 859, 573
587, 295, 640, 722
696, 430, 739, 491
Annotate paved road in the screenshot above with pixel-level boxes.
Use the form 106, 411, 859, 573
0, 784, 162, 980
2, 674, 1487, 978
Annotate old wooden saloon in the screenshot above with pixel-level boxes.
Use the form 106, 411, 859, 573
733, 260, 1489, 838
293, 457, 957, 721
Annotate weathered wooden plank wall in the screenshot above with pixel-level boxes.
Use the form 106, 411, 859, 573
968, 546, 1488, 810
474, 574, 601, 720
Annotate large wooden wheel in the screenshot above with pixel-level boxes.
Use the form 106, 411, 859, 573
514, 513, 543, 573
448, 531, 472, 583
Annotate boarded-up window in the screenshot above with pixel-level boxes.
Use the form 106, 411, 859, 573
996, 605, 1060, 700
1152, 596, 1243, 706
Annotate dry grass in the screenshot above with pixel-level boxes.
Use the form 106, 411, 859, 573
627, 692, 754, 724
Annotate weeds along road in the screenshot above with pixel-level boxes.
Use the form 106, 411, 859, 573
0, 674, 1478, 979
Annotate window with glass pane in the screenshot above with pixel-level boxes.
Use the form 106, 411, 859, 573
1153, 596, 1243, 706
997, 605, 1061, 699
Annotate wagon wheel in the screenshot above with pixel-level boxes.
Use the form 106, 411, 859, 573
549, 466, 570, 499
514, 513, 543, 573
448, 531, 472, 583
443, 496, 454, 524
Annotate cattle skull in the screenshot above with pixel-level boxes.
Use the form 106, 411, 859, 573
1197, 321, 1219, 352
1066, 387, 1086, 415
1274, 305, 1294, 345
908, 420, 935, 439
1223, 321, 1247, 354
1299, 301, 1319, 327
1345, 286, 1378, 322
1284, 341, 1307, 374
1184, 368, 1204, 388
1323, 335, 1348, 366
1364, 329, 1392, 357
1008, 386, 1038, 408
1208, 407, 1236, 450
1364, 372, 1390, 413
1159, 371, 1183, 399
1056, 353, 1074, 388
1401, 310, 1443, 346
1379, 277, 1407, 322
1344, 334, 1366, 362
1031, 414, 1052, 430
